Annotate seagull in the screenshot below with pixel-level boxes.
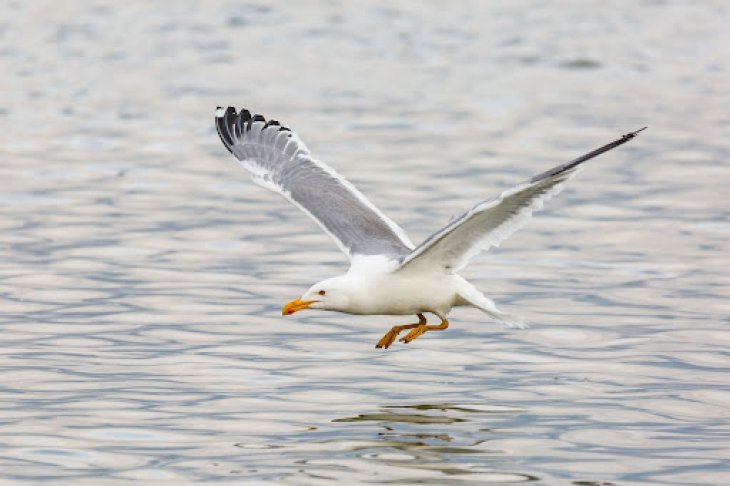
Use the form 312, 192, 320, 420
215, 107, 644, 349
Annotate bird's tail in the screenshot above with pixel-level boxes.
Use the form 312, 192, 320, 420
456, 278, 527, 329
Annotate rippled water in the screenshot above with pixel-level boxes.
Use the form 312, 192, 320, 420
1, 1, 729, 484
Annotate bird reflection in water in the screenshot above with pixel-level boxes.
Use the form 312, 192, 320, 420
326, 403, 538, 482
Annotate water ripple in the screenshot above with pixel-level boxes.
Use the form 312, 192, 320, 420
0, 1, 728, 484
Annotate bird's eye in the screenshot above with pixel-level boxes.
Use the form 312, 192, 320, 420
318, 290, 326, 296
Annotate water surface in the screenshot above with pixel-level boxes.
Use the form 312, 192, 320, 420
1, 1, 729, 484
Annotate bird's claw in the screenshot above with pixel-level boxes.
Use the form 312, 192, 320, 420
375, 331, 397, 349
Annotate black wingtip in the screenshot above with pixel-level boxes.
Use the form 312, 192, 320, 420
215, 106, 295, 154
215, 106, 236, 153
624, 126, 648, 139
530, 126, 646, 183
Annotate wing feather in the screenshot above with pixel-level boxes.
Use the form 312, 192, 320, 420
398, 128, 646, 272
215, 107, 414, 259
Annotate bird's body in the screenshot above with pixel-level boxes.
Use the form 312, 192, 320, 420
321, 255, 463, 317
215, 106, 644, 348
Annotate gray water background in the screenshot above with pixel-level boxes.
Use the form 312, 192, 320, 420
1, 1, 729, 484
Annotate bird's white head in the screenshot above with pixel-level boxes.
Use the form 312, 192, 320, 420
282, 276, 352, 316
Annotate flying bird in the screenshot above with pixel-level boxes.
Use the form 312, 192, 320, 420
215, 107, 644, 349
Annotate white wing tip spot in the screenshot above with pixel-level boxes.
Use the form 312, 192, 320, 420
215, 107, 226, 118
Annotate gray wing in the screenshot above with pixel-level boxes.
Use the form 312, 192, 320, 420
215, 107, 414, 259
398, 128, 646, 273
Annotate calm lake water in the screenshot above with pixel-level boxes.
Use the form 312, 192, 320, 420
1, 1, 729, 484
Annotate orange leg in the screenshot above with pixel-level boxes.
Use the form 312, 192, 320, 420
400, 317, 449, 344
375, 314, 427, 349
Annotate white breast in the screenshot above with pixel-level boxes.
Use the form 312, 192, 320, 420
345, 256, 460, 317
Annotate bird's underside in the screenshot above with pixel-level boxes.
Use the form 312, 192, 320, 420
215, 106, 645, 349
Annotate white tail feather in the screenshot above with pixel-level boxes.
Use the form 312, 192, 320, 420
479, 307, 528, 329
456, 278, 528, 329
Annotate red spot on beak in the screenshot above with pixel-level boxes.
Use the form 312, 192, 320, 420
282, 298, 314, 316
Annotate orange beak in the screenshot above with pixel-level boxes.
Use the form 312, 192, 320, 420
282, 298, 314, 316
